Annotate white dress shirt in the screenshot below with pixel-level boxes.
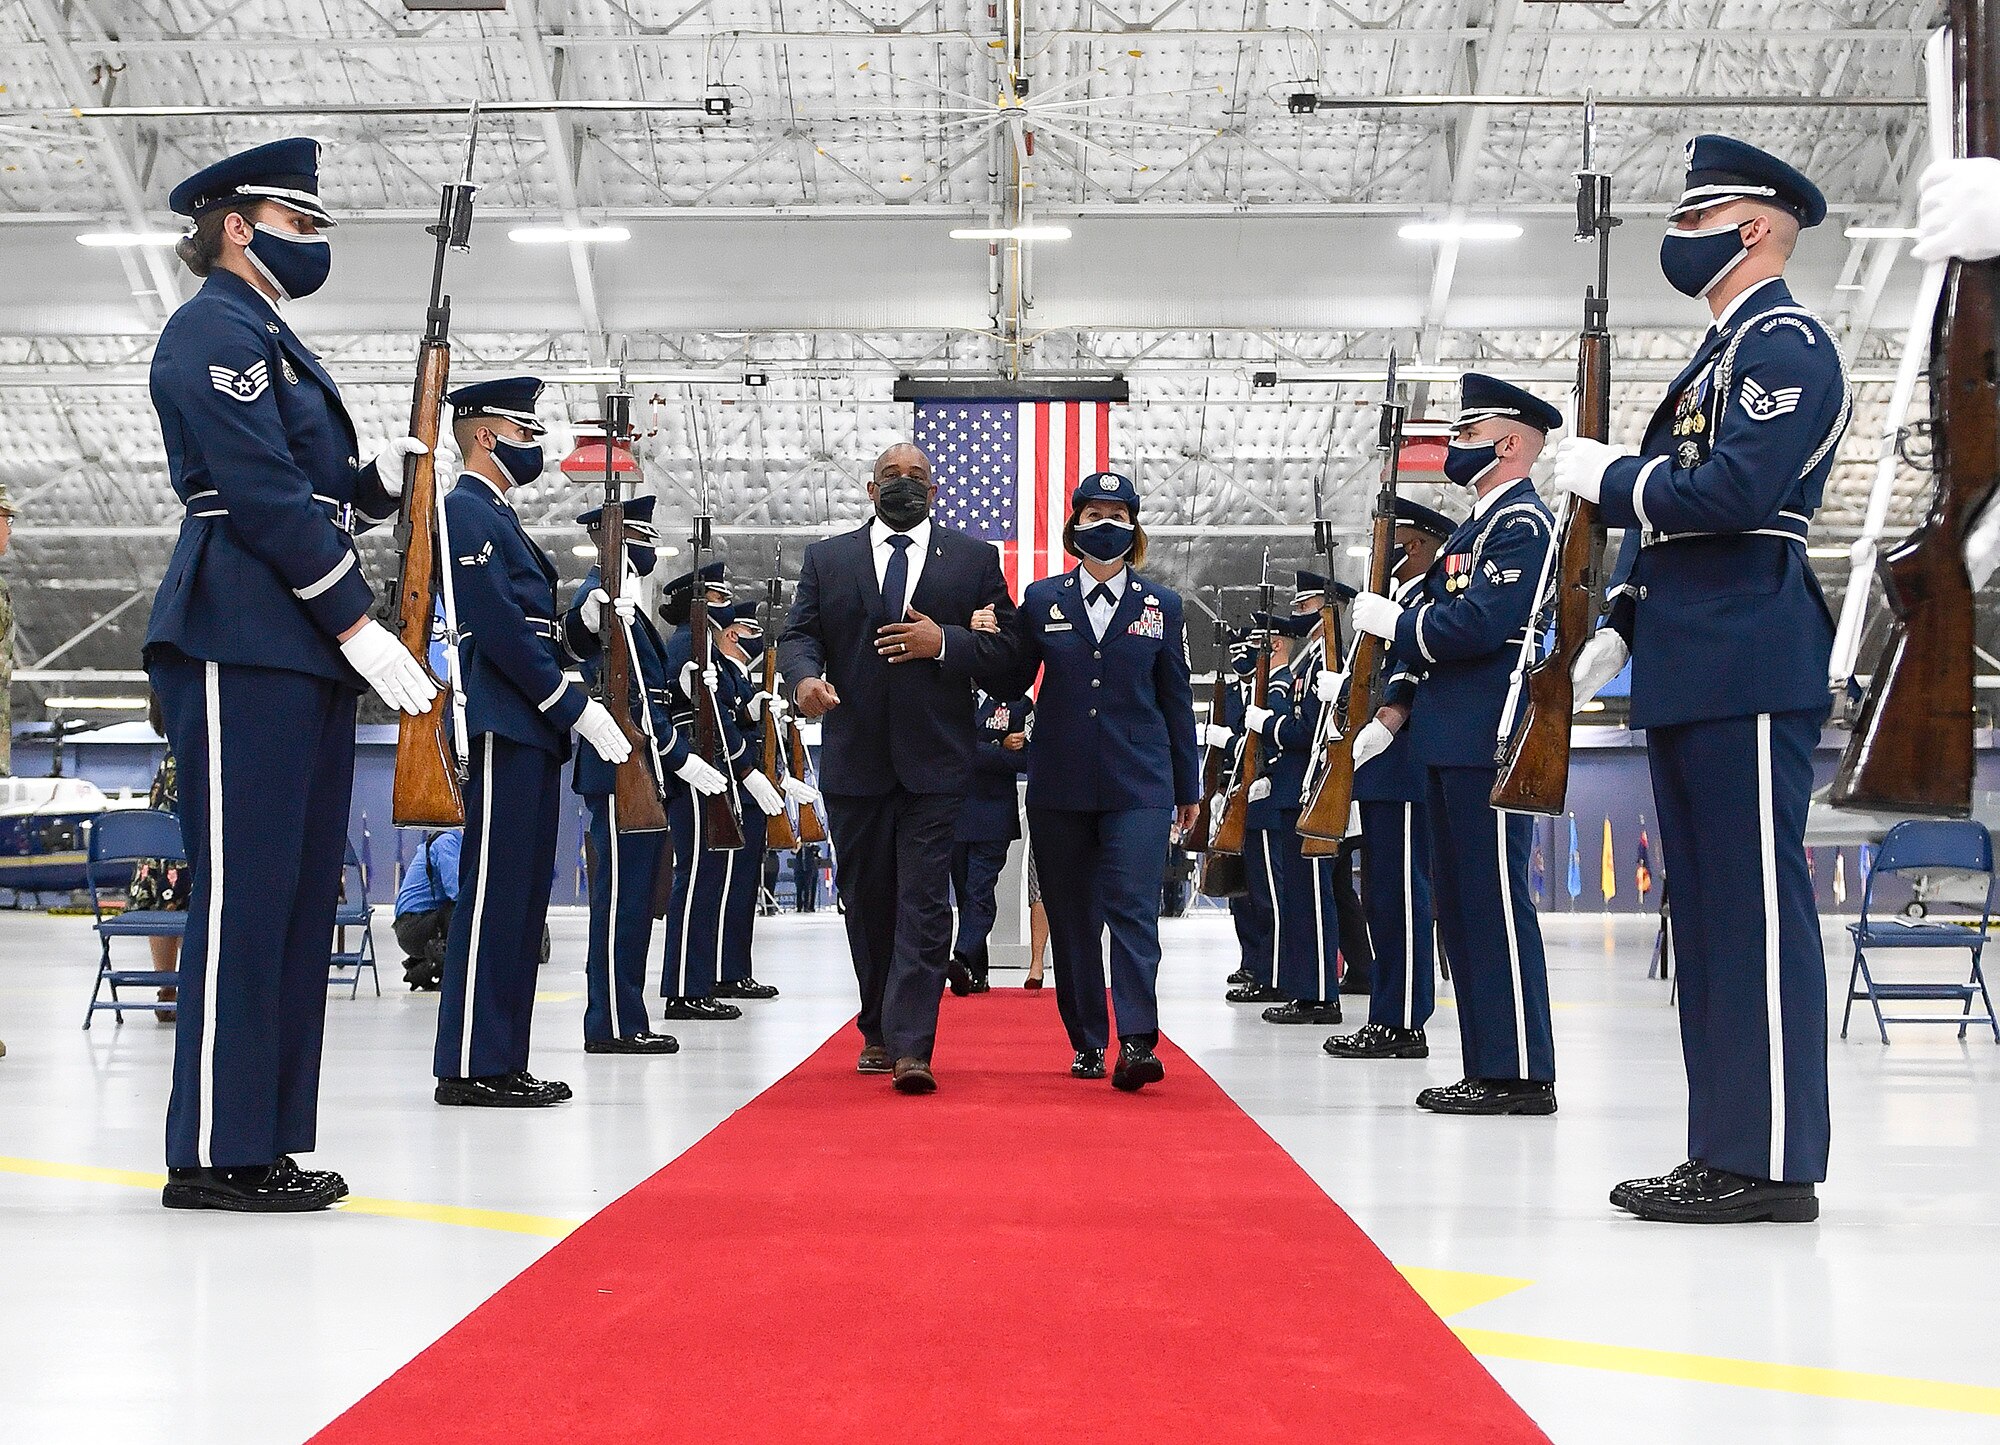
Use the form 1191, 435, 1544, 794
1081, 565, 1128, 641
870, 516, 931, 613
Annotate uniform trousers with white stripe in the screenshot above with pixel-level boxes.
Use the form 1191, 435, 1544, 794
1360, 799, 1436, 1032
719, 791, 765, 984
1425, 767, 1555, 1083
1273, 809, 1343, 1005
581, 792, 668, 1044
152, 649, 356, 1170
1244, 825, 1286, 988
1229, 887, 1274, 981
662, 787, 734, 999
433, 733, 564, 1080
1647, 709, 1829, 1183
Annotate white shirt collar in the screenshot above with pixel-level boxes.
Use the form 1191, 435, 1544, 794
1714, 274, 1782, 332
870, 516, 931, 553
1470, 476, 1528, 520
465, 471, 513, 509
1081, 565, 1128, 599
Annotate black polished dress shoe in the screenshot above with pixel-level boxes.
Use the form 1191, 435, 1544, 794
1610, 1159, 1700, 1213
1622, 1165, 1819, 1224
1225, 968, 1255, 987
1323, 1023, 1429, 1059
1225, 983, 1287, 1004
1023, 974, 1045, 991
163, 1163, 340, 1213
1111, 1039, 1165, 1092
946, 955, 976, 997
1262, 999, 1342, 1025
967, 972, 991, 995
856, 1044, 892, 1075
434, 1073, 569, 1108
659, 996, 744, 1021
714, 978, 780, 1000
1415, 1078, 1557, 1116
272, 1154, 348, 1200
515, 1070, 572, 1101
585, 1032, 680, 1055
1071, 1049, 1107, 1079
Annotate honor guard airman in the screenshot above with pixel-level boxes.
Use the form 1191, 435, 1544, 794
1351, 374, 1561, 1116
1211, 626, 1275, 995
1326, 499, 1453, 1060
949, 688, 1033, 996
148, 138, 437, 1211
431, 376, 635, 1107
715, 608, 790, 1000
567, 496, 729, 1055
1293, 570, 1375, 997
1554, 137, 1850, 1222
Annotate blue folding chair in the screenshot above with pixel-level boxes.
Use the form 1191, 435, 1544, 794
1844, 819, 2000, 1044
329, 838, 379, 998
83, 809, 190, 1029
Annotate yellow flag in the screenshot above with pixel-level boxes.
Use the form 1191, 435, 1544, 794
1600, 817, 1616, 901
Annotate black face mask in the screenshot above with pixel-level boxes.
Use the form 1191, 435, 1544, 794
875, 476, 931, 531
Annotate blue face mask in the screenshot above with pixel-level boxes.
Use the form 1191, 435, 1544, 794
1443, 440, 1500, 488
1072, 517, 1136, 562
492, 436, 545, 487
1660, 222, 1751, 299
626, 543, 657, 578
245, 223, 332, 300
738, 631, 768, 658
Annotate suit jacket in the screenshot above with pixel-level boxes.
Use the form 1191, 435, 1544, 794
146, 269, 396, 683
777, 521, 1022, 796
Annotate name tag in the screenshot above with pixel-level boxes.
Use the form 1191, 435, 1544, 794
1044, 621, 1073, 633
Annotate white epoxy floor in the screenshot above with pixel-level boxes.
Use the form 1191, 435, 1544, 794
2, 905, 1997, 1443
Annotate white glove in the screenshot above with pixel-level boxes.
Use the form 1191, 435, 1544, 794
679, 660, 721, 697
748, 689, 788, 722
1912, 157, 2000, 264
1243, 704, 1275, 736
1548, 436, 1630, 505
1350, 591, 1403, 641
1351, 719, 1393, 770
1199, 723, 1234, 749
1967, 498, 2000, 592
1315, 668, 1346, 704
573, 700, 633, 764
579, 587, 638, 633
781, 775, 819, 805
1248, 778, 1272, 802
369, 436, 428, 497
740, 770, 786, 817
675, 753, 727, 796
338, 619, 438, 715
1570, 629, 1631, 711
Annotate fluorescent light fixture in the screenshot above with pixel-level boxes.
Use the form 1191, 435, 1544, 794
948, 225, 1073, 242
571, 543, 597, 558
45, 696, 149, 710
77, 231, 182, 248
509, 225, 632, 245
1578, 699, 1607, 714
1345, 545, 1371, 558
1834, 282, 1867, 291
1843, 225, 1918, 240
1398, 220, 1523, 242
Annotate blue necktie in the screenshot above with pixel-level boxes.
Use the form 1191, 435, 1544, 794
1088, 583, 1115, 608
882, 534, 914, 622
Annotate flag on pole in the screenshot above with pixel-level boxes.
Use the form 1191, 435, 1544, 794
1833, 850, 1848, 906
1566, 814, 1582, 902
1635, 816, 1652, 900
917, 399, 1116, 596
1530, 823, 1547, 905
1601, 817, 1616, 902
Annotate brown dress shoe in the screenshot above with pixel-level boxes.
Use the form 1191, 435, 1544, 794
891, 1057, 937, 1094
856, 1045, 891, 1075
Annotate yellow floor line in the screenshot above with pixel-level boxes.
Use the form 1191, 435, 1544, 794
1455, 1329, 2000, 1418
0, 1155, 581, 1238
5, 1153, 1997, 1415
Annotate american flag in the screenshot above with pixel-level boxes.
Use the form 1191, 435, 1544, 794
915, 399, 1115, 598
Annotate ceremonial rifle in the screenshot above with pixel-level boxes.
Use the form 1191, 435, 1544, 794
1832, 3, 1997, 816
1187, 609, 1231, 853
388, 104, 479, 828
686, 514, 746, 850
1491, 98, 1618, 815
1298, 356, 1406, 846
1210, 560, 1275, 857
591, 380, 668, 833
760, 570, 802, 852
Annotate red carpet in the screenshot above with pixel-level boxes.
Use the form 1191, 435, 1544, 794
313, 995, 1549, 1444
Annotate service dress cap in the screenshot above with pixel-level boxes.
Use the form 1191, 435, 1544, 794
1395, 498, 1457, 541
1670, 135, 1827, 228
1070, 470, 1140, 514
169, 138, 337, 227
1455, 373, 1564, 435
447, 376, 548, 436
576, 494, 659, 540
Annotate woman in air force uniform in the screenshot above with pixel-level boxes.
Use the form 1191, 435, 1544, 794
147, 139, 436, 1212
1014, 472, 1201, 1092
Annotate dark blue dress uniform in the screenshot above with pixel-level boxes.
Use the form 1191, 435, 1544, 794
1218, 634, 1276, 981
661, 573, 750, 1005
719, 642, 767, 988
146, 141, 394, 1175
951, 692, 1032, 982
432, 379, 591, 1086
1595, 145, 1849, 1184
566, 500, 689, 1046
1017, 562, 1200, 1054
1389, 467, 1559, 1087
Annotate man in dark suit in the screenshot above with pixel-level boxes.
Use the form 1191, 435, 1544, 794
777, 442, 1022, 1093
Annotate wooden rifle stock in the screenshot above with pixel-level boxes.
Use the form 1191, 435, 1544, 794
389, 338, 463, 828
594, 458, 668, 833
1187, 621, 1231, 854
760, 593, 801, 851
1212, 607, 1273, 856
687, 531, 746, 851
1298, 509, 1393, 843
787, 719, 828, 844
1833, 0, 1997, 817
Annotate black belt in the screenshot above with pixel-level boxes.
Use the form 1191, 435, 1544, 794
185, 488, 354, 534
